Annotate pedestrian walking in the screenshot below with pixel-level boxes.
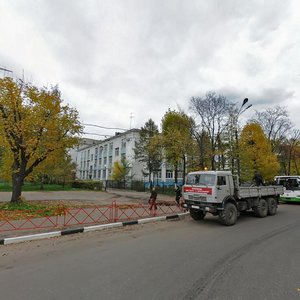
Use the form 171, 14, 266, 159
175, 185, 182, 206
149, 186, 158, 210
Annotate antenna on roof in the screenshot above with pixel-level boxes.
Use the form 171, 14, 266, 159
129, 112, 134, 129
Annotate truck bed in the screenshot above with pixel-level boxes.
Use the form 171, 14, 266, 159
237, 186, 284, 199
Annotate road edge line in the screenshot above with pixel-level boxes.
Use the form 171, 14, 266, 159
1, 212, 190, 246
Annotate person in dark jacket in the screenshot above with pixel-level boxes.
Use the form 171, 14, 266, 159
175, 185, 182, 206
252, 171, 265, 186
149, 187, 158, 210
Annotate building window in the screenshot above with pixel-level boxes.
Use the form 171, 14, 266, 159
99, 146, 103, 158
121, 139, 126, 149
109, 143, 113, 155
166, 170, 173, 179
104, 145, 108, 156
115, 147, 119, 157
122, 139, 126, 147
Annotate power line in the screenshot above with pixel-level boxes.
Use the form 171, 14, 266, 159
81, 123, 127, 131
83, 132, 113, 138
0, 66, 13, 77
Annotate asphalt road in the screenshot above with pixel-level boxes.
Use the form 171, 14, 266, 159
1, 203, 300, 300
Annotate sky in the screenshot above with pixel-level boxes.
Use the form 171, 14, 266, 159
0, 0, 300, 139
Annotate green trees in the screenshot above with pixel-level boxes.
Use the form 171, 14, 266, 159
161, 110, 194, 184
0, 78, 82, 203
134, 119, 162, 187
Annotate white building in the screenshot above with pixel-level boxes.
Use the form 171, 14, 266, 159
73, 129, 184, 187
75, 129, 143, 182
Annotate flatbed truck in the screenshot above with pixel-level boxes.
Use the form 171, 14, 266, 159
182, 170, 284, 226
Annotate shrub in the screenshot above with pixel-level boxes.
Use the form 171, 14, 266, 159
71, 180, 102, 190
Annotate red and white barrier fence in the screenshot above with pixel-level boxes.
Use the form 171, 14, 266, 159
0, 201, 184, 232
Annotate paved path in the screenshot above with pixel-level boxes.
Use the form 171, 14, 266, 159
0, 189, 175, 204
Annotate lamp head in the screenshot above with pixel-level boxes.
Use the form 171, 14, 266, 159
242, 98, 248, 106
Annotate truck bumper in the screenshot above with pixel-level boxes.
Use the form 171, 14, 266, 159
183, 201, 222, 214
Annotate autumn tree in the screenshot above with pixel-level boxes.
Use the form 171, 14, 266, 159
134, 119, 162, 187
111, 157, 131, 183
239, 123, 280, 183
190, 91, 233, 170
0, 78, 82, 203
161, 110, 194, 184
32, 150, 77, 189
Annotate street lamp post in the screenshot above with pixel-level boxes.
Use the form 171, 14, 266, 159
235, 98, 252, 181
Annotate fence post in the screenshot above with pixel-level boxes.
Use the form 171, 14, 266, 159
112, 200, 118, 222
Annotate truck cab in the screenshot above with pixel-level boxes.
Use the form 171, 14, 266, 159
183, 170, 234, 205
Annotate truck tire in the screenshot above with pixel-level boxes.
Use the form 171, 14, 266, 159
190, 208, 205, 220
267, 197, 277, 216
218, 203, 237, 226
254, 198, 268, 218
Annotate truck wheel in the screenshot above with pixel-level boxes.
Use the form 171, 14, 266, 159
218, 203, 237, 226
267, 197, 277, 216
190, 208, 205, 220
254, 198, 268, 218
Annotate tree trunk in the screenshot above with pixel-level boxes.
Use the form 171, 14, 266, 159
183, 156, 186, 185
174, 164, 178, 185
11, 172, 25, 203
40, 174, 44, 190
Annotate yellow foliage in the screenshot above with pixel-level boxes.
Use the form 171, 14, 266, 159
239, 123, 280, 182
0, 78, 82, 200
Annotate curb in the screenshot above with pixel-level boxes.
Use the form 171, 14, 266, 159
0, 212, 189, 246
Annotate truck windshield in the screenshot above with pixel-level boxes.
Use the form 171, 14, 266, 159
186, 174, 216, 186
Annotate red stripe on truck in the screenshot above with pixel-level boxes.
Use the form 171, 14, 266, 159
184, 186, 212, 195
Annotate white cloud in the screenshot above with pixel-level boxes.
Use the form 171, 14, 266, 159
0, 0, 299, 138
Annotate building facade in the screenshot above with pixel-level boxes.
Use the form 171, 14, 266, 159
73, 129, 184, 187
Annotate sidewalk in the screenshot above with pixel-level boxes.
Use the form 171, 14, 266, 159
0, 188, 174, 204
0, 189, 180, 240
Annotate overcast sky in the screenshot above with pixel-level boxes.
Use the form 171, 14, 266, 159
0, 0, 299, 138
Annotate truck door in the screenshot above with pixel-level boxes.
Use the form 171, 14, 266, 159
216, 175, 230, 203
